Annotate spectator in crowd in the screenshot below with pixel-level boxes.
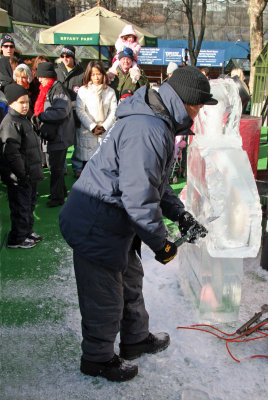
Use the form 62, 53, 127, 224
230, 67, 250, 93
201, 67, 210, 79
108, 24, 141, 84
230, 67, 250, 113
31, 56, 50, 106
110, 47, 149, 101
59, 66, 215, 382
0, 34, 15, 90
75, 60, 117, 165
0, 34, 22, 91
166, 62, 178, 79
34, 62, 75, 207
30, 56, 51, 168
0, 34, 16, 58
56, 45, 84, 179
0, 88, 8, 122
0, 84, 44, 249
13, 63, 33, 89
13, 63, 35, 116
9, 55, 18, 72
30, 57, 50, 100
118, 88, 133, 104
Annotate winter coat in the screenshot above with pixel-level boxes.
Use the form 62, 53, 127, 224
0, 108, 44, 185
60, 83, 193, 271
56, 62, 84, 100
0, 90, 8, 123
110, 66, 149, 101
38, 80, 75, 152
0, 56, 13, 91
75, 83, 117, 161
55, 62, 84, 127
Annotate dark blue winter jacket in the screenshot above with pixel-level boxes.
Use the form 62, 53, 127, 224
59, 83, 193, 271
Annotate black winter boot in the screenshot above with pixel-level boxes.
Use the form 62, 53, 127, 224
119, 332, 170, 360
80, 354, 138, 382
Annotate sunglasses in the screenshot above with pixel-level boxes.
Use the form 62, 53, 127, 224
2, 44, 15, 48
61, 54, 71, 58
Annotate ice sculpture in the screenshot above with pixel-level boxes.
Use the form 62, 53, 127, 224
178, 78, 262, 323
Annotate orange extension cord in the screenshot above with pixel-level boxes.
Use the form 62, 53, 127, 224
177, 321, 268, 362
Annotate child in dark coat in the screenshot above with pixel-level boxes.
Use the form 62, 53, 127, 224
0, 84, 44, 248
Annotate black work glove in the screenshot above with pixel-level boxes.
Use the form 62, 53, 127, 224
155, 240, 177, 265
177, 211, 208, 243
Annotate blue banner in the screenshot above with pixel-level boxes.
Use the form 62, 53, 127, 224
163, 49, 183, 64
196, 50, 225, 66
138, 48, 225, 67
137, 48, 163, 65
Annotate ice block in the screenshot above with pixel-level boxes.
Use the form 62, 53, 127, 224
178, 78, 262, 323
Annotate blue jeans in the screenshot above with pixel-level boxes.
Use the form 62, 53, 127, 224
71, 147, 83, 173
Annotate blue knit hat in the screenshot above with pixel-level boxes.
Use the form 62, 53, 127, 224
118, 47, 134, 61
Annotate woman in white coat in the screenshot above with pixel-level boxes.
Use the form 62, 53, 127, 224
76, 61, 117, 164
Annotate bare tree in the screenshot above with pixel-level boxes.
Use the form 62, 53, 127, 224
101, 0, 117, 10
248, 0, 267, 92
164, 0, 207, 66
183, 0, 206, 65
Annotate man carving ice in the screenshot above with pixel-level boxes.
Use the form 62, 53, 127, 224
59, 66, 218, 382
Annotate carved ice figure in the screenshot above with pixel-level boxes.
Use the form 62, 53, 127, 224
178, 78, 262, 322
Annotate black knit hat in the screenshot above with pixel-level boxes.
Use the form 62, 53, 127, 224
118, 47, 134, 61
120, 89, 133, 99
4, 83, 28, 105
0, 33, 15, 47
168, 66, 218, 105
36, 62, 57, 78
60, 45, 75, 58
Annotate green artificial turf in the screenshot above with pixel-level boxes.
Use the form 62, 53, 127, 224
258, 126, 268, 170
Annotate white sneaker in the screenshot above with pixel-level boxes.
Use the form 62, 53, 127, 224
28, 232, 42, 242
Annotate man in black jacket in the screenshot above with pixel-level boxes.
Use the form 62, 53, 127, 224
56, 45, 84, 178
36, 62, 75, 207
0, 84, 44, 248
0, 34, 16, 91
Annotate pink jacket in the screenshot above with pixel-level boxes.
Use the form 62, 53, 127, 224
115, 24, 141, 57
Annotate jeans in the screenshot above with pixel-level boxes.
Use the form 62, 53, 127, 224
71, 147, 83, 173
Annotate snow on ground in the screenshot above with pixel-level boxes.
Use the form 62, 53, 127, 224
2, 244, 268, 400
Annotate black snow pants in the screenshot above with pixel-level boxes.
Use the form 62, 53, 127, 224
48, 149, 67, 202
7, 181, 37, 245
73, 247, 149, 362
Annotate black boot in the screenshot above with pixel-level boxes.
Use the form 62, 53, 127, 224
80, 354, 138, 382
119, 332, 170, 360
